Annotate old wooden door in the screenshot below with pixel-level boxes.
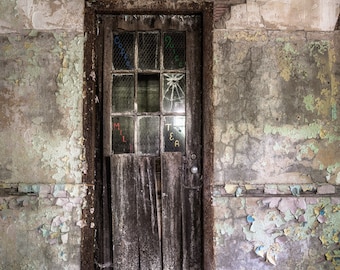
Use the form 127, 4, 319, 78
100, 14, 202, 269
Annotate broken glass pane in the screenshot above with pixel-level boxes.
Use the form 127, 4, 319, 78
112, 117, 134, 154
138, 116, 159, 155
163, 73, 185, 113
163, 32, 185, 69
112, 75, 134, 113
138, 74, 160, 112
138, 32, 159, 69
164, 116, 185, 153
113, 32, 134, 70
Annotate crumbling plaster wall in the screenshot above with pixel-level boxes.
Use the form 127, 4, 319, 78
0, 1, 85, 269
216, 0, 340, 31
213, 2, 340, 270
1, 0, 340, 269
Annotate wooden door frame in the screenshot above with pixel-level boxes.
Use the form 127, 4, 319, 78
82, 2, 214, 269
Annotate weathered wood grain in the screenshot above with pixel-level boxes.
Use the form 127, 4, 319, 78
137, 157, 162, 269
111, 155, 139, 269
182, 185, 202, 269
102, 156, 113, 266
161, 152, 183, 269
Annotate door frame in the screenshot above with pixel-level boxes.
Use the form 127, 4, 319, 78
82, 2, 214, 269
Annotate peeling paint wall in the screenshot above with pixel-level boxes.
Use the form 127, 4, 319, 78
214, 196, 340, 269
213, 20, 340, 270
0, 184, 86, 269
214, 30, 340, 186
0, 0, 85, 269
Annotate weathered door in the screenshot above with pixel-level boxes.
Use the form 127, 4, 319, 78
100, 14, 202, 269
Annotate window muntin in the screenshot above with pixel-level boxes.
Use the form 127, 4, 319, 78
111, 30, 186, 155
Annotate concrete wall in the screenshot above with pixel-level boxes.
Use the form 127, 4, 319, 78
0, 0, 339, 269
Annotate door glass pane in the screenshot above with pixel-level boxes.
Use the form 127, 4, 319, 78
112, 117, 134, 154
113, 32, 134, 70
138, 32, 159, 69
163, 73, 185, 113
138, 116, 159, 155
163, 32, 185, 69
164, 116, 185, 152
112, 75, 134, 113
138, 74, 160, 112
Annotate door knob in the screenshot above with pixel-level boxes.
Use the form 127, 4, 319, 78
190, 166, 198, 174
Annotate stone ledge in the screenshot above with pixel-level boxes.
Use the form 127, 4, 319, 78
0, 183, 88, 198
215, 183, 340, 197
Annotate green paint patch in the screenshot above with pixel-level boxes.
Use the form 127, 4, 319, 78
332, 104, 337, 121
273, 142, 289, 154
276, 42, 308, 81
327, 163, 340, 174
264, 123, 321, 141
283, 43, 298, 55
308, 41, 329, 56
303, 94, 315, 112
296, 143, 319, 161
215, 221, 235, 237
315, 88, 333, 118
324, 132, 340, 143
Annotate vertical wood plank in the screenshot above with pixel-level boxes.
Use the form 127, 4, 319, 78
183, 15, 203, 270
182, 186, 202, 269
137, 157, 162, 269
103, 16, 113, 157
161, 152, 183, 269
111, 155, 139, 269
102, 156, 113, 265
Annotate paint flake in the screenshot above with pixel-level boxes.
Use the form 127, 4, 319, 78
289, 185, 301, 196
255, 245, 266, 258
247, 215, 255, 223
262, 197, 281, 208
224, 184, 238, 194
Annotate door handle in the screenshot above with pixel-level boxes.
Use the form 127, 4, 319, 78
190, 166, 199, 174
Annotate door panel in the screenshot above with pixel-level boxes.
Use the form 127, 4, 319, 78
100, 14, 202, 269
111, 153, 185, 269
